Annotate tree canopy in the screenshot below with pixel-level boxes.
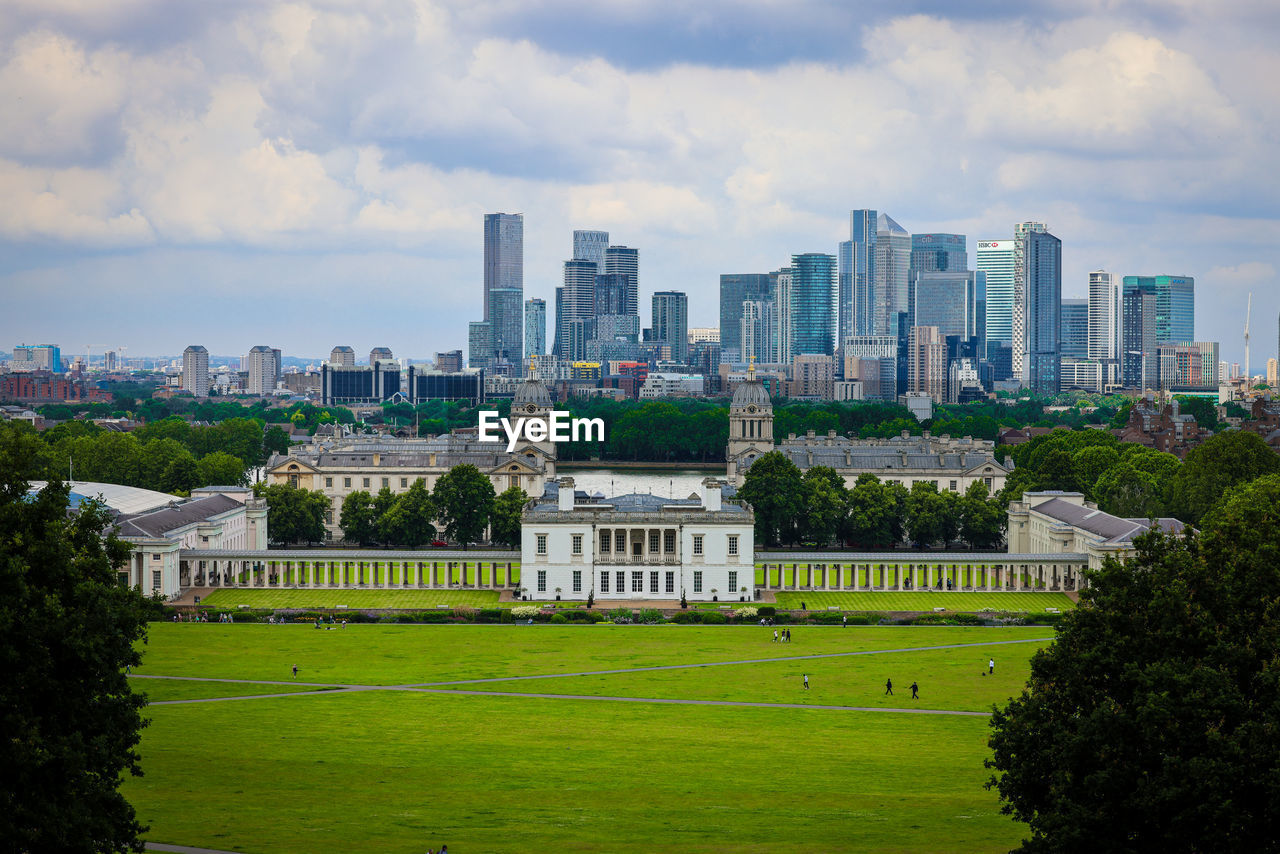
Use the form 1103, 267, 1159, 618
432, 464, 495, 549
738, 451, 804, 546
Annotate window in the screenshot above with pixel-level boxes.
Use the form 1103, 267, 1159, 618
616, 571, 625, 593
572, 534, 583, 555
572, 570, 582, 593
728, 535, 739, 556
289, 475, 299, 487
363, 477, 370, 488
648, 531, 659, 553
665, 571, 675, 594
324, 510, 333, 524
693, 535, 704, 556
600, 572, 610, 593
537, 570, 546, 593
615, 531, 626, 552
152, 570, 162, 591
693, 571, 703, 593
728, 571, 738, 594
382, 477, 390, 488
343, 477, 351, 488
984, 477, 993, 489
152, 553, 161, 561
649, 571, 658, 593
325, 477, 333, 488
536, 534, 547, 555
949, 480, 957, 491
600, 530, 611, 553
401, 478, 408, 488
631, 572, 643, 592
664, 530, 675, 553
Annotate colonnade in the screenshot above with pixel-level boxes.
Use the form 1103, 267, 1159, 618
753, 558, 1085, 592
180, 553, 519, 590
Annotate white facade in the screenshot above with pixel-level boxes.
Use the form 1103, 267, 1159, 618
521, 478, 755, 602
1006, 491, 1187, 570
639, 373, 704, 398
183, 345, 210, 397
1088, 270, 1121, 387
245, 345, 281, 396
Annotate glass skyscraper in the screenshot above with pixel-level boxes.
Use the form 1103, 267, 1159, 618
605, 246, 639, 317
1121, 275, 1195, 344
720, 273, 773, 362
1088, 271, 1121, 386
573, 230, 608, 272
874, 214, 911, 335
1022, 229, 1062, 394
909, 270, 985, 353
524, 298, 546, 362
1060, 299, 1089, 360
651, 291, 689, 362
790, 253, 838, 357
558, 260, 598, 358
909, 233, 967, 274
481, 213, 523, 374
976, 238, 1015, 351
839, 209, 877, 343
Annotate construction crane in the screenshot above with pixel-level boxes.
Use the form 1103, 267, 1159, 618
1244, 292, 1252, 384
85, 345, 110, 372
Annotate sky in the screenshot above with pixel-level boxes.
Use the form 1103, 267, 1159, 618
1, 0, 1278, 368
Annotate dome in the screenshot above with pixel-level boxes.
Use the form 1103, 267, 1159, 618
731, 377, 772, 412
512, 376, 553, 410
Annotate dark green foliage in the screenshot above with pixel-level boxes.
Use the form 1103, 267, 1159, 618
846, 474, 907, 548
1164, 430, 1280, 524
959, 481, 1005, 549
738, 451, 804, 546
799, 466, 847, 546
256, 483, 328, 545
0, 426, 153, 852
433, 465, 495, 549
490, 485, 529, 547
986, 475, 1280, 851
339, 491, 378, 545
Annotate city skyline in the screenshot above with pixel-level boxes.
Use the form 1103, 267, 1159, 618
1, 2, 1277, 366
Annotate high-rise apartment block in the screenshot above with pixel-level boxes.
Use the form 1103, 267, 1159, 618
908, 326, 947, 402
1087, 271, 1121, 388
790, 253, 837, 356
1121, 275, 1194, 345
369, 347, 393, 364
1020, 228, 1062, 395
479, 213, 524, 375
558, 259, 598, 359
524, 299, 546, 363
484, 213, 523, 318
435, 350, 463, 373
182, 345, 209, 398
839, 209, 877, 342
468, 321, 492, 371
773, 267, 795, 366
976, 238, 1015, 364
572, 230, 608, 272
909, 270, 985, 352
1060, 299, 1089, 360
244, 345, 281, 396
874, 214, 911, 335
605, 245, 639, 317
1122, 288, 1158, 390
740, 299, 776, 364
1010, 221, 1048, 382
651, 291, 689, 363
10, 344, 62, 373
330, 346, 355, 367
1157, 341, 1219, 390
720, 273, 773, 362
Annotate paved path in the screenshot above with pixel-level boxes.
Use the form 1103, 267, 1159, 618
147, 844, 244, 854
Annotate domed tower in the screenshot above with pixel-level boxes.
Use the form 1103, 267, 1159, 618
510, 374, 557, 466
726, 366, 775, 485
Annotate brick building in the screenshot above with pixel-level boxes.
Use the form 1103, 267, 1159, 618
0, 371, 111, 403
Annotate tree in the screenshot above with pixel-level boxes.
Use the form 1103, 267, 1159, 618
433, 465, 495, 548
339, 491, 378, 545
959, 481, 1004, 549
737, 451, 804, 546
1164, 430, 1280, 523
380, 479, 436, 548
258, 483, 328, 545
1036, 448, 1079, 492
1069, 445, 1120, 499
847, 474, 904, 549
1093, 462, 1164, 518
195, 451, 246, 487
799, 466, 847, 546
905, 481, 945, 547
0, 423, 153, 852
490, 485, 529, 547
262, 425, 292, 459
987, 476, 1280, 851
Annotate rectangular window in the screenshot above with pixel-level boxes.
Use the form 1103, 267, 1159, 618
600, 572, 610, 593
949, 480, 957, 491
600, 530, 611, 553
363, 477, 370, 488
616, 571, 625, 593
693, 571, 703, 593
325, 477, 333, 488
729, 571, 738, 594
537, 570, 546, 593
572, 534, 583, 555
665, 571, 675, 594
572, 570, 582, 593
693, 535, 704, 556
382, 477, 390, 488
615, 531, 626, 552
152, 570, 161, 591
632, 572, 643, 592
536, 534, 547, 555
152, 553, 161, 561
343, 477, 351, 488
728, 535, 739, 556
648, 531, 659, 553
984, 477, 993, 489
401, 478, 408, 488
649, 571, 658, 593
664, 530, 675, 553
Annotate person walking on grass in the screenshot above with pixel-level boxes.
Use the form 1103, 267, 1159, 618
803, 674, 809, 690
910, 681, 919, 700
292, 664, 298, 679
773, 629, 779, 643
885, 678, 893, 696
989, 658, 995, 675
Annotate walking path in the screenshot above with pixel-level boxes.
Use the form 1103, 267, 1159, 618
147, 844, 243, 854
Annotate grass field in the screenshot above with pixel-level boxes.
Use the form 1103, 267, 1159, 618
198, 588, 504, 610
125, 624, 1050, 852
774, 591, 1076, 612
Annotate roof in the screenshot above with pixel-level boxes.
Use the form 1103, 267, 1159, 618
115, 493, 246, 539
730, 377, 772, 411
29, 481, 176, 515
512, 376, 553, 409
1030, 497, 1187, 546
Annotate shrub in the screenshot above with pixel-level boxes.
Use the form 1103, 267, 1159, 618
637, 608, 665, 624
810, 611, 844, 624
757, 606, 776, 617
610, 608, 634, 624
550, 613, 568, 624
734, 606, 758, 620
670, 610, 700, 623
700, 611, 727, 625
511, 605, 540, 619
452, 605, 478, 621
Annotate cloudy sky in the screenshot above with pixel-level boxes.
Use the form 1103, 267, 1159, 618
2, 0, 1278, 367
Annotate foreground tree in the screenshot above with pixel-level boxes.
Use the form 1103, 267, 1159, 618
380, 479, 436, 548
0, 422, 153, 851
986, 474, 1280, 852
959, 481, 1004, 549
490, 485, 529, 547
1164, 430, 1280, 523
257, 483, 328, 545
433, 465, 495, 548
737, 451, 804, 546
339, 490, 378, 545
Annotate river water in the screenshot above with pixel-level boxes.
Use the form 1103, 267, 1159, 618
561, 468, 726, 499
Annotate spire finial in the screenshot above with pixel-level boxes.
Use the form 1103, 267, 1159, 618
748, 354, 755, 376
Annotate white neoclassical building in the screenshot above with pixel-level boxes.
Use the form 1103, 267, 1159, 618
521, 477, 755, 602
1006, 490, 1187, 570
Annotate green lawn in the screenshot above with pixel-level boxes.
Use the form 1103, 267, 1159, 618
131, 678, 333, 702
197, 588, 503, 610
125, 623, 1046, 852
774, 590, 1075, 613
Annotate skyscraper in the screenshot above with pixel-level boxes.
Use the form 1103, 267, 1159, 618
557, 259, 598, 358
909, 271, 984, 344
1060, 299, 1089, 360
369, 347, 393, 363
182, 345, 209, 398
1011, 221, 1048, 382
976, 238, 1015, 365
605, 245, 639, 317
1122, 288, 1157, 389
1088, 271, 1121, 388
1021, 228, 1062, 394
1121, 275, 1195, 344
773, 267, 795, 365
524, 298, 546, 363
874, 214, 911, 335
468, 321, 492, 370
593, 274, 629, 316
651, 291, 689, 363
720, 273, 773, 362
244, 345, 281, 396
790, 253, 838, 357
909, 233, 967, 275
908, 326, 947, 402
329, 346, 355, 367
572, 230, 608, 272
483, 213, 523, 319
740, 299, 776, 364
488, 288, 523, 372
839, 209, 877, 342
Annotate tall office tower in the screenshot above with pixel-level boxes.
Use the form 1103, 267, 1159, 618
651, 291, 689, 363
330, 346, 355, 367
976, 239, 1015, 374
245, 345, 281, 396
1156, 341, 1219, 390
908, 326, 947, 401
1121, 275, 1195, 344
839, 209, 878, 342
604, 246, 640, 317
1087, 271, 1121, 387
573, 230, 608, 271
1122, 288, 1158, 389
1021, 228, 1062, 394
720, 273, 773, 362
11, 344, 62, 372
740, 299, 777, 364
552, 288, 565, 359
435, 350, 463, 372
843, 335, 898, 400
1267, 357, 1278, 388
524, 298, 546, 363
557, 259, 598, 358
565, 319, 590, 362
483, 213, 523, 320
369, 347, 393, 363
1010, 221, 1048, 382
773, 267, 795, 365
182, 345, 209, 397
594, 274, 629, 316
790, 253, 838, 356
468, 321, 492, 370
1060, 299, 1089, 360
909, 271, 985, 347
910, 233, 967, 274
489, 287, 524, 373
874, 214, 911, 334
